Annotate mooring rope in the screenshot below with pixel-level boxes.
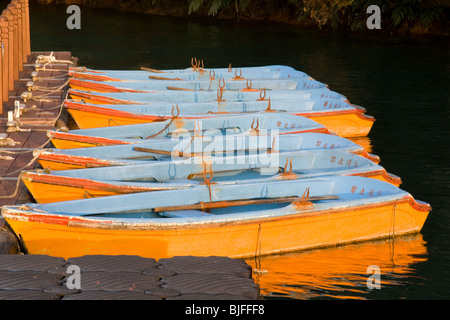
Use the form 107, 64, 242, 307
24, 78, 71, 102
0, 128, 62, 158
0, 172, 26, 199
0, 54, 73, 199
145, 105, 180, 139
388, 204, 397, 267
35, 52, 75, 65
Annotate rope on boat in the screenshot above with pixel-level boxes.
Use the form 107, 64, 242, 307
388, 204, 397, 267
21, 78, 71, 102
253, 224, 268, 275
389, 204, 397, 239
0, 91, 65, 157
6, 90, 68, 134
28, 83, 69, 92
32, 53, 78, 81
0, 172, 25, 199
33, 74, 70, 81
0, 53, 73, 199
0, 128, 61, 159
145, 105, 179, 139
0, 137, 20, 147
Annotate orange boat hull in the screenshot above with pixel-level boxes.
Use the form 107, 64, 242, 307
2, 196, 429, 260
66, 105, 374, 138
22, 168, 401, 204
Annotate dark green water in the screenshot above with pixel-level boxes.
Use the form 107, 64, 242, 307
25, 3, 450, 299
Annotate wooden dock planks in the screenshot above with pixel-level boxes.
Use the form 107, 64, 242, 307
0, 52, 262, 301
0, 51, 73, 207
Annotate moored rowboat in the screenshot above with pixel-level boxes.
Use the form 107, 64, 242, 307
34, 132, 380, 171
66, 88, 344, 105
68, 65, 312, 82
1, 176, 430, 259
48, 113, 330, 149
22, 150, 401, 204
64, 99, 374, 137
67, 77, 326, 93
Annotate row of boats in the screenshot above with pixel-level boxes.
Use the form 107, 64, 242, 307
1, 62, 430, 259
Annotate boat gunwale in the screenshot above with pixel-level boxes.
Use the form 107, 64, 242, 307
1, 195, 430, 231
63, 99, 365, 118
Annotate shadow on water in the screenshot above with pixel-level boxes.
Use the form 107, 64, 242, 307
28, 2, 450, 299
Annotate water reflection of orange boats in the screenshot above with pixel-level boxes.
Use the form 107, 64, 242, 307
349, 136, 373, 154
245, 234, 427, 299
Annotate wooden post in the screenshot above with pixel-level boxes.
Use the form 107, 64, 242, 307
11, 0, 23, 69
0, 15, 10, 107
18, 0, 27, 64
2, 9, 14, 92
7, 3, 19, 81
22, 0, 30, 58
0, 16, 3, 111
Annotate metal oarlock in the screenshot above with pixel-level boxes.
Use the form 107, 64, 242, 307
201, 162, 215, 203
280, 158, 296, 179
246, 79, 252, 90
190, 57, 204, 71
300, 187, 311, 203
218, 77, 225, 92
208, 70, 216, 91
265, 98, 273, 112
231, 69, 245, 81
216, 89, 225, 103
257, 88, 268, 101
191, 57, 198, 69
250, 118, 260, 135
209, 70, 216, 80
241, 79, 258, 92
171, 104, 180, 118
284, 158, 293, 174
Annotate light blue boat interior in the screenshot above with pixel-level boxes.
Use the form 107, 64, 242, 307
65, 97, 353, 115
41, 150, 383, 188
72, 77, 326, 91
68, 87, 343, 103
56, 113, 325, 140
17, 176, 410, 223
44, 133, 364, 163
71, 65, 311, 81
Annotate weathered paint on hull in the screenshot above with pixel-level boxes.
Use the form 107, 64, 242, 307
69, 83, 145, 93
50, 138, 121, 149
305, 111, 375, 138
67, 108, 166, 129
67, 106, 373, 138
35, 155, 123, 171
50, 124, 330, 150
2, 197, 429, 260
69, 93, 139, 105
49, 132, 132, 149
21, 169, 401, 204
35, 150, 379, 172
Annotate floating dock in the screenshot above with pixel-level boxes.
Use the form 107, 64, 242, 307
0, 51, 73, 207
0, 254, 259, 300
0, 1, 260, 300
